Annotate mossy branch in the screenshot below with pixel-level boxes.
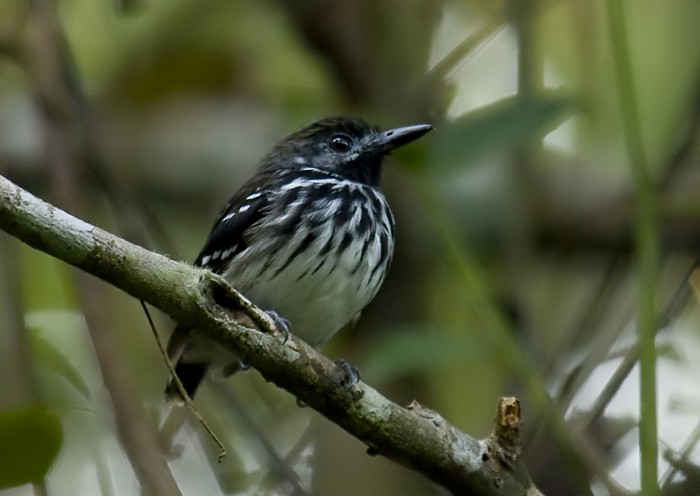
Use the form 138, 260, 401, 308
0, 173, 541, 496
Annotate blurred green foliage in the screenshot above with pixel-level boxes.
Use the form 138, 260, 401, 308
428, 92, 575, 170
0, 0, 699, 495
0, 406, 62, 489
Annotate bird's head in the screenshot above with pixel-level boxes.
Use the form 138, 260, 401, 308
264, 117, 432, 186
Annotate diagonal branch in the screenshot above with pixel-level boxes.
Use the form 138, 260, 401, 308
0, 173, 541, 496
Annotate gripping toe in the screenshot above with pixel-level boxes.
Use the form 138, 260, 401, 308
334, 359, 360, 387
266, 310, 291, 342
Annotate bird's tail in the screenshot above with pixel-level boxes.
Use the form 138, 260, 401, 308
160, 325, 246, 455
160, 324, 209, 454
164, 361, 209, 402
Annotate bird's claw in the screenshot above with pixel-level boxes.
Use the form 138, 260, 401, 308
265, 310, 291, 343
334, 359, 360, 387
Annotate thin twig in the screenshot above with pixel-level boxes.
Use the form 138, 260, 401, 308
582, 258, 699, 428
212, 384, 310, 495
139, 300, 227, 461
660, 419, 700, 489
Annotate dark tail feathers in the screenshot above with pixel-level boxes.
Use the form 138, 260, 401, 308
164, 361, 209, 402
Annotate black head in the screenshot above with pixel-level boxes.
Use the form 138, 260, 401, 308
261, 117, 432, 186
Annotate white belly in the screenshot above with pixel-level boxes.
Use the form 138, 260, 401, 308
211, 180, 395, 347
226, 221, 389, 346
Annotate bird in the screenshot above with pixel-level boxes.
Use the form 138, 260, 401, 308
164, 116, 432, 401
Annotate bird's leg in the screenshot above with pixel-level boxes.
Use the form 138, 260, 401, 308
296, 360, 360, 408
333, 359, 360, 387
265, 310, 291, 343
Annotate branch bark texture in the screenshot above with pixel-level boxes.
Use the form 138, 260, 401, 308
0, 174, 541, 496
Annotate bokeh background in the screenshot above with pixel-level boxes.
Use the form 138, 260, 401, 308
0, 0, 699, 495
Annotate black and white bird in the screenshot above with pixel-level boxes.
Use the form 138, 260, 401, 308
165, 117, 432, 400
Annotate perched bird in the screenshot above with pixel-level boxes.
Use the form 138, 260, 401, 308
165, 117, 432, 400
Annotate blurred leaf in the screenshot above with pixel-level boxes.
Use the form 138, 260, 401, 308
26, 311, 93, 403
428, 93, 577, 170
117, 49, 240, 106
359, 325, 488, 385
19, 251, 77, 309
30, 329, 92, 401
0, 406, 63, 489
111, 0, 146, 15
657, 342, 683, 363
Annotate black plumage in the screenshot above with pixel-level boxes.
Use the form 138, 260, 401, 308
165, 117, 432, 400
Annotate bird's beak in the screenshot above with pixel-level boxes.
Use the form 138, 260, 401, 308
371, 123, 433, 152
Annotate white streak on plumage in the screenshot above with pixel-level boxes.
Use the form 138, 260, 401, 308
220, 183, 391, 347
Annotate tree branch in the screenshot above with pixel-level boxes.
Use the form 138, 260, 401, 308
0, 173, 542, 496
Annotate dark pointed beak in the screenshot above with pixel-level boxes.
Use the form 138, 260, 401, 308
371, 123, 433, 152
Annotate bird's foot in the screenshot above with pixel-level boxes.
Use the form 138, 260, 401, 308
334, 359, 360, 387
265, 310, 291, 343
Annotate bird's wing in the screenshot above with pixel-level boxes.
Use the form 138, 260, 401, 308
194, 183, 269, 273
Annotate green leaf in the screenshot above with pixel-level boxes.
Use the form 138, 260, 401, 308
30, 328, 92, 401
0, 406, 63, 489
359, 325, 488, 385
27, 311, 93, 402
428, 93, 576, 170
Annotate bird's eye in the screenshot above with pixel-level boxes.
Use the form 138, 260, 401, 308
328, 134, 353, 154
